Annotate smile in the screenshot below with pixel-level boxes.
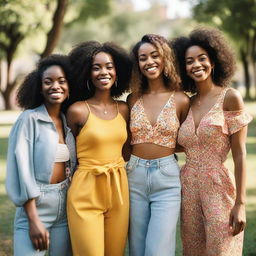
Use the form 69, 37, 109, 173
146, 66, 157, 72
48, 92, 64, 99
192, 69, 205, 76
98, 78, 111, 82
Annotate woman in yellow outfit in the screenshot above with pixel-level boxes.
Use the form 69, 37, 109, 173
66, 41, 132, 256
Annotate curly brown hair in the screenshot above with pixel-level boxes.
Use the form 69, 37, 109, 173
171, 26, 236, 93
130, 34, 181, 95
68, 41, 132, 103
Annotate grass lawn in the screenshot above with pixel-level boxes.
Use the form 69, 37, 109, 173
0, 102, 255, 255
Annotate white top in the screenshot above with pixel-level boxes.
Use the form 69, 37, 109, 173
55, 143, 70, 162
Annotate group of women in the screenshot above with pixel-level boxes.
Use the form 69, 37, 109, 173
6, 26, 252, 256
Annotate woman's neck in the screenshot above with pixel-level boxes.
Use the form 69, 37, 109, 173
91, 90, 114, 104
146, 76, 168, 94
44, 103, 61, 119
196, 78, 216, 96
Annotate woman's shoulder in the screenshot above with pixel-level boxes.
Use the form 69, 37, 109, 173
14, 108, 37, 126
223, 87, 244, 111
174, 90, 190, 106
117, 100, 129, 121
67, 101, 88, 116
126, 93, 139, 109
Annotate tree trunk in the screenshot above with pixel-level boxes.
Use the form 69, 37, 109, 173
41, 0, 68, 58
251, 30, 256, 99
240, 47, 251, 100
3, 60, 14, 110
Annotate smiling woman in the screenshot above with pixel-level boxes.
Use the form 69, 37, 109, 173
5, 54, 76, 256
127, 34, 189, 256
66, 41, 132, 256
41, 66, 69, 106
171, 26, 252, 256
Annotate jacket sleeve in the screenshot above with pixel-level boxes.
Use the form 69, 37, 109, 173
6, 112, 40, 206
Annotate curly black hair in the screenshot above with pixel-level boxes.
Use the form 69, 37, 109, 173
68, 41, 132, 103
17, 54, 71, 110
130, 34, 181, 95
171, 26, 236, 93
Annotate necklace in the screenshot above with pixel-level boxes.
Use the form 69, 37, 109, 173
103, 109, 107, 115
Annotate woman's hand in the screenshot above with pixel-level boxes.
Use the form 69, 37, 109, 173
229, 203, 246, 236
29, 217, 50, 251
24, 198, 50, 251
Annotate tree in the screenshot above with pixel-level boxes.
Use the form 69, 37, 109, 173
0, 0, 69, 109
191, 0, 256, 99
0, 0, 112, 109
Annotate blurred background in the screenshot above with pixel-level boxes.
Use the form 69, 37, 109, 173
0, 0, 255, 255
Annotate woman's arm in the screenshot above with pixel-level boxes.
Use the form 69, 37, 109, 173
174, 91, 190, 153
224, 88, 247, 236
118, 100, 131, 161
229, 126, 247, 236
24, 199, 50, 251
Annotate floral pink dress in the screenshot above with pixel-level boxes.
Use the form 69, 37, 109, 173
178, 88, 252, 256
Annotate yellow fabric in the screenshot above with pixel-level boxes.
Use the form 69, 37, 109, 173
76, 111, 127, 161
67, 108, 129, 256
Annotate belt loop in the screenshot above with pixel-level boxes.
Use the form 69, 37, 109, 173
135, 157, 139, 166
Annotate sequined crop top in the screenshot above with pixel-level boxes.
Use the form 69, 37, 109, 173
130, 93, 180, 148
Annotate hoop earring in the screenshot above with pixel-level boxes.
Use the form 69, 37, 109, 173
115, 76, 118, 87
87, 80, 91, 91
211, 67, 215, 80
164, 67, 169, 77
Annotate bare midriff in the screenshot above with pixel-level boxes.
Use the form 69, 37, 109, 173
50, 162, 66, 184
132, 143, 175, 160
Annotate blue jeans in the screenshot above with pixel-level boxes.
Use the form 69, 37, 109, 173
13, 179, 71, 256
127, 154, 181, 256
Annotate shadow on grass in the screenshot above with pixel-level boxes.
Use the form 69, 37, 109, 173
0, 137, 8, 160
0, 194, 15, 255
244, 209, 256, 256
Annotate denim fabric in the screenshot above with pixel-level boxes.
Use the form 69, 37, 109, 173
13, 179, 71, 256
127, 154, 181, 256
6, 104, 76, 207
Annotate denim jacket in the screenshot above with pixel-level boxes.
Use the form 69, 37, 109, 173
6, 104, 76, 206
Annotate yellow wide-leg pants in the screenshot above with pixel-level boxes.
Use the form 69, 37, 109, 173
67, 162, 129, 256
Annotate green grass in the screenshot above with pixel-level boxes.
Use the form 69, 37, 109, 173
0, 103, 255, 255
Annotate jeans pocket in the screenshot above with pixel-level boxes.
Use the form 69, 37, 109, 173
126, 160, 136, 174
35, 192, 43, 206
159, 162, 180, 177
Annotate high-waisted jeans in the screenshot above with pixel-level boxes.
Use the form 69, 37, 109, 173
13, 179, 71, 256
127, 154, 181, 256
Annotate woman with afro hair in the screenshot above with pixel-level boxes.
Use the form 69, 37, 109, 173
171, 27, 252, 255
127, 34, 189, 256
6, 54, 76, 256
66, 41, 132, 255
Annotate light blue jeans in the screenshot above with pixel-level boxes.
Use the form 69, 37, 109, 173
13, 179, 71, 256
127, 154, 181, 256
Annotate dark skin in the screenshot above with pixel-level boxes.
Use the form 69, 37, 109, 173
67, 51, 130, 161
185, 45, 247, 236
128, 42, 189, 159
24, 65, 69, 251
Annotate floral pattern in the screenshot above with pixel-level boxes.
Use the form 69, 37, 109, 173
130, 94, 180, 148
178, 88, 252, 256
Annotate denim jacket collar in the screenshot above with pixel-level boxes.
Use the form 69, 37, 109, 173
34, 104, 71, 134
35, 104, 54, 123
